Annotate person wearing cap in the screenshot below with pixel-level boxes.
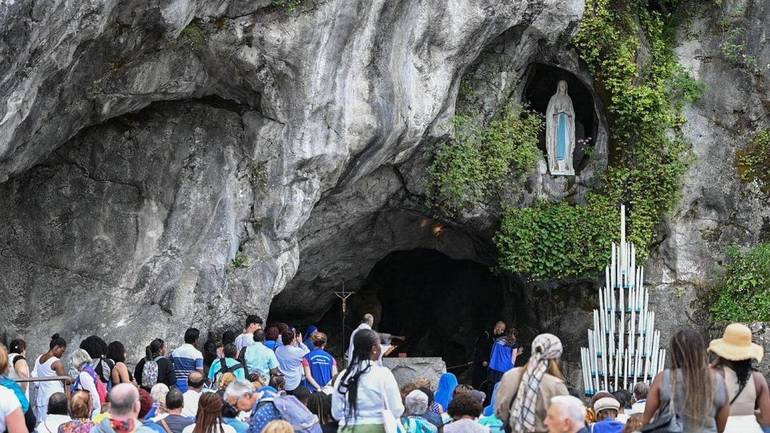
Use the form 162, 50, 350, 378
589, 397, 624, 433
709, 323, 770, 433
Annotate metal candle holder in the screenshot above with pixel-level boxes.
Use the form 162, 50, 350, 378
580, 205, 665, 396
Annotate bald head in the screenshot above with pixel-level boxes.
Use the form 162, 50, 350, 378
363, 313, 374, 326
110, 383, 140, 418
188, 371, 205, 390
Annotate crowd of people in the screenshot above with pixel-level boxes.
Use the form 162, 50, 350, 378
1, 314, 770, 433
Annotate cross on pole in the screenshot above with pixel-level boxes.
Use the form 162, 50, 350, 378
333, 282, 354, 356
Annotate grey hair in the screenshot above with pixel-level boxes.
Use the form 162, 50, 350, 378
150, 383, 170, 409
363, 313, 374, 325
405, 390, 429, 416
70, 349, 92, 369
633, 382, 649, 400
550, 395, 586, 426
110, 383, 139, 417
224, 379, 256, 402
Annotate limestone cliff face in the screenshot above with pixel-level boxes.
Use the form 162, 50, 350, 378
1, 0, 768, 368
0, 0, 585, 356
647, 0, 770, 340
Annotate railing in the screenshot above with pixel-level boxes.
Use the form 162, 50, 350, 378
13, 376, 72, 393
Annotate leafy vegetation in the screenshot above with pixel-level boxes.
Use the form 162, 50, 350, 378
272, 0, 302, 11
230, 252, 249, 269
491, 0, 696, 280
735, 129, 770, 196
429, 105, 543, 213
711, 243, 770, 323
181, 21, 205, 48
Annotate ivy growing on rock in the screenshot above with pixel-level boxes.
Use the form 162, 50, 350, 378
711, 242, 770, 323
429, 105, 543, 214
493, 0, 695, 280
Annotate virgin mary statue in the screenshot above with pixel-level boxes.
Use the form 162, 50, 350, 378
546, 80, 575, 176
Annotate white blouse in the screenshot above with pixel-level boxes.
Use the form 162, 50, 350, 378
331, 361, 404, 426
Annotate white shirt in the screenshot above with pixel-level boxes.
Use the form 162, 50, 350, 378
233, 334, 254, 353
629, 400, 646, 415
75, 370, 102, 415
35, 414, 71, 433
331, 361, 404, 426
444, 419, 490, 433
0, 387, 21, 433
181, 390, 201, 417
345, 323, 372, 364
182, 423, 235, 433
275, 343, 309, 391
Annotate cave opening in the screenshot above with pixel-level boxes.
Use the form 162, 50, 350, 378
312, 248, 506, 376
522, 63, 598, 173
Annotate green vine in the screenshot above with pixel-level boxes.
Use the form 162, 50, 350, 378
271, 0, 302, 11
493, 0, 695, 280
711, 243, 770, 323
735, 129, 770, 196
429, 105, 543, 214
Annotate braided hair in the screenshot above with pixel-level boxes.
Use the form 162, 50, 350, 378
337, 329, 379, 421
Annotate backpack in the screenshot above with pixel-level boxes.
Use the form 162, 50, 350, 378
94, 358, 115, 390
74, 365, 108, 404
402, 417, 438, 433
255, 395, 321, 433
141, 357, 161, 389
214, 358, 245, 385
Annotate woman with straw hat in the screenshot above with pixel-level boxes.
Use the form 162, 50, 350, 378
709, 323, 770, 433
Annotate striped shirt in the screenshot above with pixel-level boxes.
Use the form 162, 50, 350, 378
171, 344, 203, 392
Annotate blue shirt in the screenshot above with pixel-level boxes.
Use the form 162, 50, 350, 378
488, 338, 518, 373
207, 358, 246, 382
303, 348, 336, 391
244, 342, 279, 379
224, 418, 249, 433
171, 344, 203, 392
590, 419, 625, 433
275, 343, 309, 391
264, 340, 278, 351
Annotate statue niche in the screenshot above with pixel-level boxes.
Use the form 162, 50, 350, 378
546, 80, 575, 176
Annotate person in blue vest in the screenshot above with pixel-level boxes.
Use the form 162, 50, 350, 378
487, 328, 522, 390
302, 332, 338, 392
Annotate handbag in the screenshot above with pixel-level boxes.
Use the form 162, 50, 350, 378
380, 378, 406, 433
640, 370, 683, 433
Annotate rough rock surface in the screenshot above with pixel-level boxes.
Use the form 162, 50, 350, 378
647, 0, 770, 344
0, 0, 585, 357
382, 357, 447, 389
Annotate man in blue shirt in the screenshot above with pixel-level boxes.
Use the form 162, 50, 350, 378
171, 328, 203, 392
208, 344, 246, 384
243, 330, 280, 383
302, 331, 338, 392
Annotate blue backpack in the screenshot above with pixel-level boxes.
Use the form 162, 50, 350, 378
250, 394, 321, 433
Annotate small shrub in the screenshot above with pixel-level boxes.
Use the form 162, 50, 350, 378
181, 21, 205, 48
735, 129, 770, 196
711, 243, 770, 323
272, 0, 302, 11
230, 252, 249, 269
429, 104, 542, 213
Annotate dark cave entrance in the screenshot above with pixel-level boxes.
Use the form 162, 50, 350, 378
522, 63, 598, 173
344, 248, 505, 374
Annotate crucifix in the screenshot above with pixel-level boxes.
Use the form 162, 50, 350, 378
333, 282, 354, 354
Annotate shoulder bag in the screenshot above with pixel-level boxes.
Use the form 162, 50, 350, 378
640, 371, 683, 433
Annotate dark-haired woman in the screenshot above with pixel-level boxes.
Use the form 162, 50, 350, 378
7, 339, 29, 396
135, 339, 177, 392
308, 391, 339, 433
32, 334, 72, 420
709, 323, 770, 433
107, 341, 133, 385
182, 393, 236, 433
332, 329, 404, 432
643, 328, 730, 433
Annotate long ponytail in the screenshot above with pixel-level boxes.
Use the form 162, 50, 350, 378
337, 329, 379, 421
